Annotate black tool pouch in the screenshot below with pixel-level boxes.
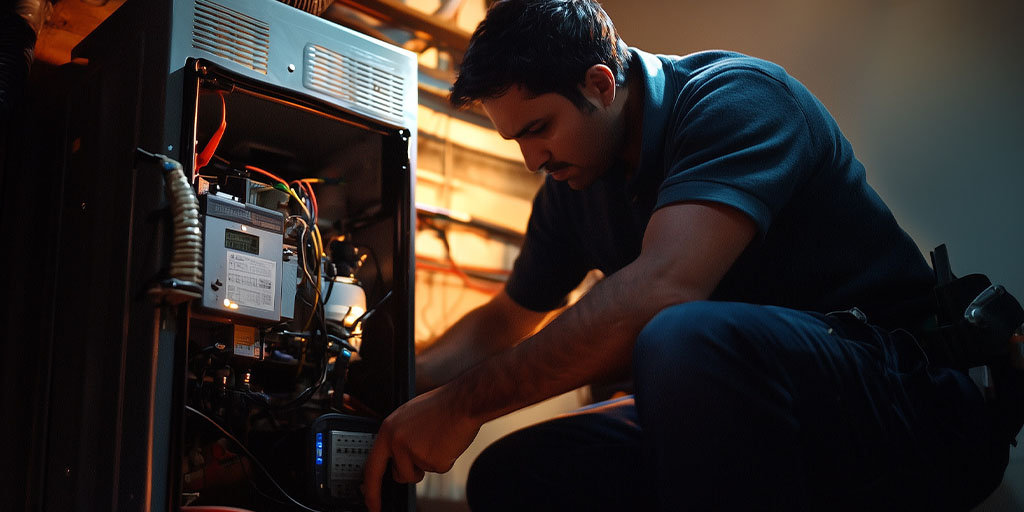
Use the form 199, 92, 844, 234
928, 245, 1024, 446
927, 244, 1024, 370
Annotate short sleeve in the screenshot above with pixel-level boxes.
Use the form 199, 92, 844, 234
504, 181, 591, 312
657, 67, 818, 236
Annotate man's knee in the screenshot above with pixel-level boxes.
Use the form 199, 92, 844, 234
634, 301, 742, 371
465, 437, 508, 511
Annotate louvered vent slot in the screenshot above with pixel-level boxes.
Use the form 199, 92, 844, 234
192, 0, 270, 74
304, 44, 406, 122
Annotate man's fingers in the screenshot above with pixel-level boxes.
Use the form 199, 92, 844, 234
362, 435, 390, 512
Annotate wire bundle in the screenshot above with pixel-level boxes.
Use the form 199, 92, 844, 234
165, 157, 204, 290
244, 164, 327, 331
136, 148, 204, 298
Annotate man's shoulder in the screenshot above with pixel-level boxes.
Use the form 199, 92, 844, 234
634, 48, 805, 132
638, 48, 788, 85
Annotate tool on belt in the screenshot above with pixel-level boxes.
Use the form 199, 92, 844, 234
926, 244, 1024, 370
926, 244, 1024, 445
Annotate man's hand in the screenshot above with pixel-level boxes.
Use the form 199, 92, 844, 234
362, 386, 482, 512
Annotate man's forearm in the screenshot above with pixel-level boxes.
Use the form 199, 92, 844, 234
416, 318, 511, 392
441, 260, 695, 423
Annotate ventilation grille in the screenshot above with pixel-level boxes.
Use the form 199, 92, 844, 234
304, 44, 406, 122
192, 0, 270, 75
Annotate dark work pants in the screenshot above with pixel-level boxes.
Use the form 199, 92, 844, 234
466, 302, 1009, 511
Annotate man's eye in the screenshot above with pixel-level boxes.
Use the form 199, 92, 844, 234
529, 124, 547, 135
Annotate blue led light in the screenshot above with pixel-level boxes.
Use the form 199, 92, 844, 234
316, 433, 323, 465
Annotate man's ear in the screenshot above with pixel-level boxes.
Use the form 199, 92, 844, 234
581, 64, 616, 108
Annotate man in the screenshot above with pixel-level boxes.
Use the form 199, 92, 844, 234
363, 0, 1019, 510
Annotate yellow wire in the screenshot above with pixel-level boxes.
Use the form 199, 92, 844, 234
286, 188, 311, 219
288, 186, 326, 331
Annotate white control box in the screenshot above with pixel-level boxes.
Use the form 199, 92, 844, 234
201, 193, 285, 322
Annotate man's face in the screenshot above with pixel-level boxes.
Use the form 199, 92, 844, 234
481, 85, 618, 191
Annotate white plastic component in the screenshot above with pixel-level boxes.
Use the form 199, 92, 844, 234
324, 277, 366, 328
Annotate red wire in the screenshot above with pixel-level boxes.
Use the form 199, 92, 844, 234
195, 92, 226, 171
307, 182, 319, 220
448, 256, 501, 294
415, 254, 510, 276
294, 180, 318, 220
416, 261, 503, 294
244, 165, 289, 188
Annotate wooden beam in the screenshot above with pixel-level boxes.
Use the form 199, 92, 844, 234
329, 0, 471, 53
35, 0, 125, 66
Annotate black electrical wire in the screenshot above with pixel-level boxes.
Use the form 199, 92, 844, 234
185, 405, 325, 512
261, 206, 331, 414
268, 294, 332, 413
326, 333, 359, 354
322, 273, 337, 308
353, 289, 393, 327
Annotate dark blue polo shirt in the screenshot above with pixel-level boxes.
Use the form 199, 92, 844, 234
505, 48, 935, 329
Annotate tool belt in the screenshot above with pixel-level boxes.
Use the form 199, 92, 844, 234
920, 245, 1024, 371
920, 245, 1024, 446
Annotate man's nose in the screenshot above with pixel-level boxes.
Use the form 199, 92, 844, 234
517, 140, 549, 173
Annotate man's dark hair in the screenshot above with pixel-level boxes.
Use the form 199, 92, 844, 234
449, 0, 630, 111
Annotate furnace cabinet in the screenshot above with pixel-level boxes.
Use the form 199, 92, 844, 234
15, 1, 418, 510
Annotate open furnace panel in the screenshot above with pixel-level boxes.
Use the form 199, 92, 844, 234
177, 58, 413, 511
